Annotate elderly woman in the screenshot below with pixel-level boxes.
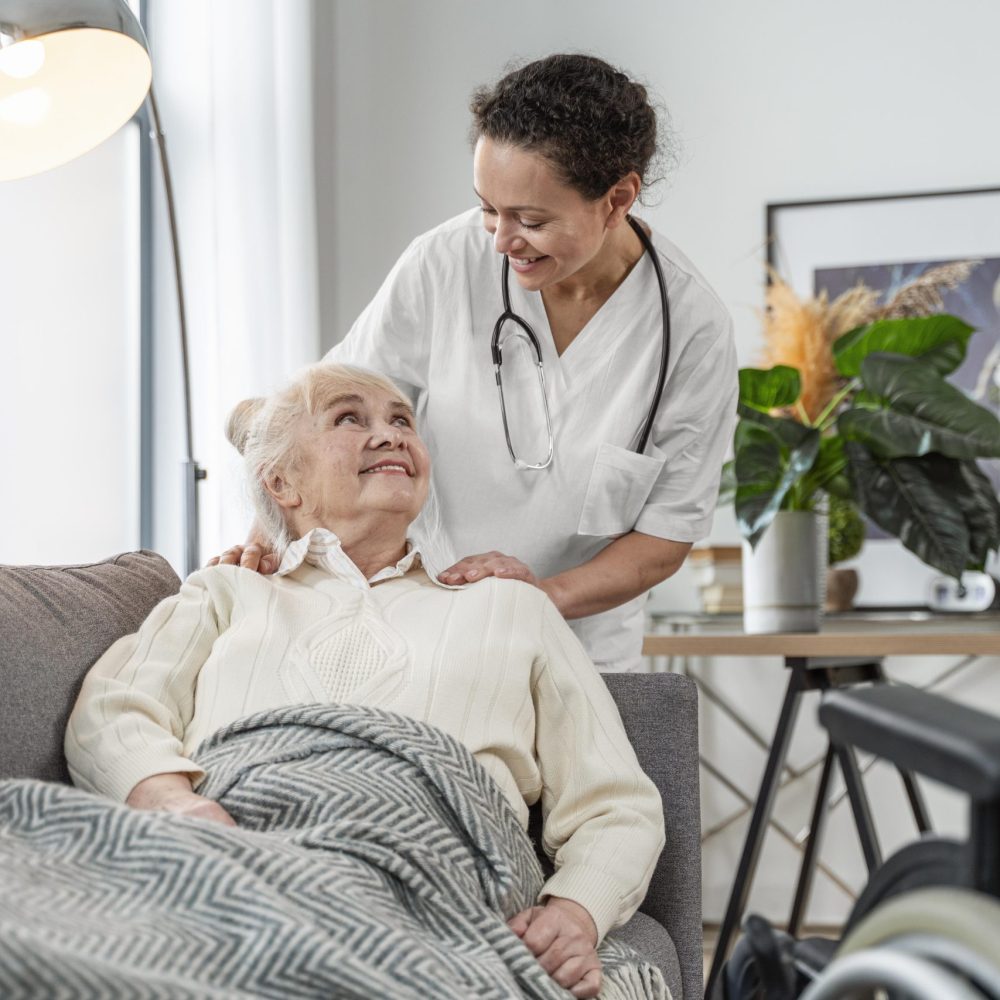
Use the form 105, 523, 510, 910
64, 363, 665, 1000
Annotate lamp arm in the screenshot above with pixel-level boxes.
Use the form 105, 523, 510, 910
146, 85, 205, 576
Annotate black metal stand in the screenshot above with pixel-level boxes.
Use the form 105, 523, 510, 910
787, 744, 835, 937
835, 742, 883, 875
148, 86, 205, 577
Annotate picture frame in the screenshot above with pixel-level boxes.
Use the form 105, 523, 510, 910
766, 187, 1000, 607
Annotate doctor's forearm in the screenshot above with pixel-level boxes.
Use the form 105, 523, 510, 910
539, 532, 691, 621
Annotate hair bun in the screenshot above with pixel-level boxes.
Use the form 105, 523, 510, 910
225, 397, 266, 455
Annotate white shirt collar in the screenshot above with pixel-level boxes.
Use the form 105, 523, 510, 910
275, 527, 457, 590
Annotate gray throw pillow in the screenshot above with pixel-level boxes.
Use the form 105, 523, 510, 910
0, 550, 181, 783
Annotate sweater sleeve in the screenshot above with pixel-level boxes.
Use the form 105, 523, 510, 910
64, 573, 222, 802
532, 598, 666, 942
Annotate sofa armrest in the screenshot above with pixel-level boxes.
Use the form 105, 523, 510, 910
604, 672, 702, 1000
0, 550, 181, 784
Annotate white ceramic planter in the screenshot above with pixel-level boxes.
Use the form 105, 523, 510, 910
743, 510, 828, 634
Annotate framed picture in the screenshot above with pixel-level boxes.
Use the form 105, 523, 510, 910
766, 188, 1000, 606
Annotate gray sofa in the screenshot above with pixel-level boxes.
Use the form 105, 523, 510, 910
0, 550, 703, 999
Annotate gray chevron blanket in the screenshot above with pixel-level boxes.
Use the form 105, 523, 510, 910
0, 704, 667, 999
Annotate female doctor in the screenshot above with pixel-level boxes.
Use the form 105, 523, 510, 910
224, 54, 738, 672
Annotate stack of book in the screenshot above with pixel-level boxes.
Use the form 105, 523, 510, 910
689, 546, 743, 613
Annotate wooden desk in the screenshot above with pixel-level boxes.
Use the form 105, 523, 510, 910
642, 614, 1000, 999
643, 628, 1000, 658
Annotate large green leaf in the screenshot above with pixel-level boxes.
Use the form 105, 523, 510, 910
739, 404, 815, 447
718, 460, 736, 506
953, 460, 1000, 568
838, 353, 1000, 459
846, 442, 970, 578
735, 418, 820, 547
738, 366, 801, 412
833, 315, 974, 377
799, 435, 852, 500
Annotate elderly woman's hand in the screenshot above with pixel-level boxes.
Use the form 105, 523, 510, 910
507, 897, 601, 998
126, 773, 237, 827
437, 551, 539, 588
205, 520, 280, 575
207, 543, 280, 575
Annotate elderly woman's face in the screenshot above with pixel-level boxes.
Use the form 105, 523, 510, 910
286, 384, 429, 530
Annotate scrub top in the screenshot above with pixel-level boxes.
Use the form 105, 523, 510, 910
327, 208, 738, 671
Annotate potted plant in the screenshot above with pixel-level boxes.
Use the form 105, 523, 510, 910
723, 266, 1000, 631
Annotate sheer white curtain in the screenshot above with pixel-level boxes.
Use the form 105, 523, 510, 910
148, 0, 320, 573
0, 129, 141, 566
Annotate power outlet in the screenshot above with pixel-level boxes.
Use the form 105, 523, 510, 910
927, 571, 999, 613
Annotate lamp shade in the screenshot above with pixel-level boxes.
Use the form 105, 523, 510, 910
0, 0, 151, 181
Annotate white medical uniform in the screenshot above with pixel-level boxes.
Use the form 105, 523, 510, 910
327, 208, 737, 671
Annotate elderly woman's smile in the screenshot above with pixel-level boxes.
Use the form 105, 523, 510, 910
359, 458, 413, 476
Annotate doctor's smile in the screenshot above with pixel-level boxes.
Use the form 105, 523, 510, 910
509, 255, 549, 272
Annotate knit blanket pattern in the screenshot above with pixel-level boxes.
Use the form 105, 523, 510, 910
0, 704, 667, 999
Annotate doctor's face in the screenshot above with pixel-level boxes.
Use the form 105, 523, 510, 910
277, 384, 430, 536
473, 137, 622, 292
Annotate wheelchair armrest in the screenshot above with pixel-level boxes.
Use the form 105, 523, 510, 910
819, 685, 1000, 803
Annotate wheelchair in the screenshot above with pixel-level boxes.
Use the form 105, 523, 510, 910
721, 683, 1000, 999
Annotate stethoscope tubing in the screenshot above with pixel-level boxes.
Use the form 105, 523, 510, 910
628, 216, 671, 455
492, 213, 671, 465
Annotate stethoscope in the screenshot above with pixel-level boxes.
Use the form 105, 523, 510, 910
491, 215, 671, 470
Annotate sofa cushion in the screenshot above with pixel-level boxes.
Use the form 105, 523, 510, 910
613, 910, 683, 999
0, 550, 181, 783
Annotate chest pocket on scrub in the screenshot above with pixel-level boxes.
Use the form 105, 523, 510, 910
577, 441, 666, 538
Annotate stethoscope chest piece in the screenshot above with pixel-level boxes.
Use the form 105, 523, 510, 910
491, 263, 555, 470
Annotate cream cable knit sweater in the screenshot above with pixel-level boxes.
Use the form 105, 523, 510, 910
65, 530, 665, 940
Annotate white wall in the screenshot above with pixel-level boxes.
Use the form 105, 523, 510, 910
322, 0, 1000, 925
326, 0, 1000, 357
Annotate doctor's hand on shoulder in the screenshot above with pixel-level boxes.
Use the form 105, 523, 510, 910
438, 551, 539, 587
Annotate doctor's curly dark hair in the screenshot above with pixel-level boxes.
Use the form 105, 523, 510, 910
469, 54, 669, 202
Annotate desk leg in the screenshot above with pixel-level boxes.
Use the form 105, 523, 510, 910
705, 666, 807, 999
788, 742, 835, 937
835, 743, 883, 874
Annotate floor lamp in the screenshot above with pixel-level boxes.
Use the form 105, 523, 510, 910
0, 0, 204, 575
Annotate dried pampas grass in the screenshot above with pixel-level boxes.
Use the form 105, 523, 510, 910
879, 260, 982, 318
760, 260, 979, 423
760, 273, 879, 422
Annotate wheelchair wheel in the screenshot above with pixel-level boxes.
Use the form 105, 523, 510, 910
837, 887, 1000, 998
842, 835, 966, 935
721, 839, 969, 999
723, 914, 797, 1000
